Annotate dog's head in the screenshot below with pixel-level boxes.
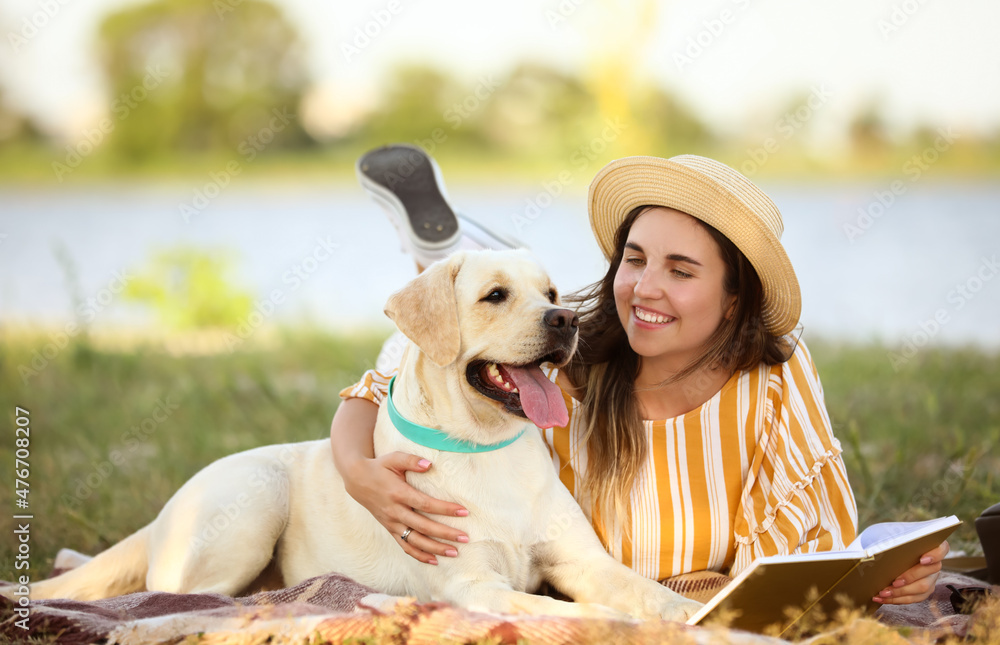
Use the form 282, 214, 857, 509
385, 249, 578, 429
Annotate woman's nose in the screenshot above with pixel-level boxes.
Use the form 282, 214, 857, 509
633, 268, 662, 299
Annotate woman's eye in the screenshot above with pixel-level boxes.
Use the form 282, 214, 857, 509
673, 269, 693, 279
625, 257, 644, 266
482, 289, 507, 303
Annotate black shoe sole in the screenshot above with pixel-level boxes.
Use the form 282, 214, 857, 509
357, 145, 460, 246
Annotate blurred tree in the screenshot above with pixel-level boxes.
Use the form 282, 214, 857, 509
987, 129, 1000, 166
849, 101, 891, 154
584, 0, 659, 156
97, 0, 312, 161
0, 90, 44, 146
361, 65, 489, 149
123, 247, 254, 330
480, 63, 601, 156
632, 87, 713, 156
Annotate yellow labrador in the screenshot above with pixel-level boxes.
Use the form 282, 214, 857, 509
19, 250, 701, 621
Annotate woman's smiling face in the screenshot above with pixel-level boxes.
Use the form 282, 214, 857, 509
613, 207, 735, 374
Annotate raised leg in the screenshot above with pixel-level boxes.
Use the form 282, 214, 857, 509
356, 144, 524, 274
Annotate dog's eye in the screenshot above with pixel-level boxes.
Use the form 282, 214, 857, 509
481, 288, 507, 303
547, 288, 557, 304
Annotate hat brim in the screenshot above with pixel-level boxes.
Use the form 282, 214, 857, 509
588, 156, 801, 336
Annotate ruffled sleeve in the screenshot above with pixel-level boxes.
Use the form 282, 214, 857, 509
337, 330, 405, 405
730, 340, 859, 577
338, 367, 395, 406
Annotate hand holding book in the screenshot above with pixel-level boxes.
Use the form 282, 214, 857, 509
873, 537, 950, 605
686, 515, 961, 635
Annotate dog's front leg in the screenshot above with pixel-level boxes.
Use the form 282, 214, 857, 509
534, 500, 702, 621
539, 549, 702, 622
447, 579, 632, 620
437, 541, 629, 620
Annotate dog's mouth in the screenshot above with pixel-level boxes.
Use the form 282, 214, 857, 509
466, 351, 570, 429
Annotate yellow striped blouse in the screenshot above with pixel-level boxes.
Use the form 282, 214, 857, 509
340, 339, 858, 580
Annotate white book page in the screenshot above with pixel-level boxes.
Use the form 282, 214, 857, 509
846, 516, 959, 553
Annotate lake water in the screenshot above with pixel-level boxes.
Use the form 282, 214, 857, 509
1, 179, 998, 347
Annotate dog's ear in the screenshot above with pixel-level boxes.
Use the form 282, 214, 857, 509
385, 253, 465, 367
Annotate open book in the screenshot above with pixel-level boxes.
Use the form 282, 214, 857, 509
686, 515, 961, 636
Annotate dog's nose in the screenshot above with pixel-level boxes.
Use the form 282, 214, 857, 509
544, 308, 579, 332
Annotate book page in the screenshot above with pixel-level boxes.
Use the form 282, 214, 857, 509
688, 516, 961, 635
846, 516, 959, 553
813, 521, 961, 632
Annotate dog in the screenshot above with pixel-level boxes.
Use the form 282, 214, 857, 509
17, 249, 702, 621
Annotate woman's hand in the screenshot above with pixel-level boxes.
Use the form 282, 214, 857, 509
330, 398, 469, 564
872, 540, 950, 605
342, 451, 470, 564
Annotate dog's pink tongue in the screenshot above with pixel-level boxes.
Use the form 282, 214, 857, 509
503, 364, 568, 429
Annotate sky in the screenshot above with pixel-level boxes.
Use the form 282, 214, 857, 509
2, 0, 1000, 142
1, 0, 999, 346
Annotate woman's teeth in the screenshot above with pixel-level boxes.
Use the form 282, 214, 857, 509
634, 308, 675, 324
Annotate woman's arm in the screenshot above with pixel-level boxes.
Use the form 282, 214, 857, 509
330, 397, 469, 564
736, 342, 946, 605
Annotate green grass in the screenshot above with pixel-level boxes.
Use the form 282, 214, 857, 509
810, 340, 1000, 554
0, 330, 996, 578
0, 328, 388, 575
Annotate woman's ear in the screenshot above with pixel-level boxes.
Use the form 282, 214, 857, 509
723, 294, 737, 321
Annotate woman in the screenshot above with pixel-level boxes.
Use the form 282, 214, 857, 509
332, 151, 947, 606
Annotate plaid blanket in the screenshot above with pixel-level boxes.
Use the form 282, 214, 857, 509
1, 555, 994, 644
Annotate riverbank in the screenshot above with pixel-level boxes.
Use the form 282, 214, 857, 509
2, 139, 1000, 186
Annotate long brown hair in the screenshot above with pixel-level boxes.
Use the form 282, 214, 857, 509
564, 205, 795, 529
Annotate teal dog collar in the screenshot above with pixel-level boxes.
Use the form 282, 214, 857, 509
387, 376, 524, 453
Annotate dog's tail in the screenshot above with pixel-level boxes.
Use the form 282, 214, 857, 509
24, 526, 151, 601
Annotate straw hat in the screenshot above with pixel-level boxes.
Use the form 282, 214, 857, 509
588, 155, 801, 336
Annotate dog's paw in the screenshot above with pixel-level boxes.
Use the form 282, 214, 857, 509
658, 597, 703, 622
632, 592, 704, 622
